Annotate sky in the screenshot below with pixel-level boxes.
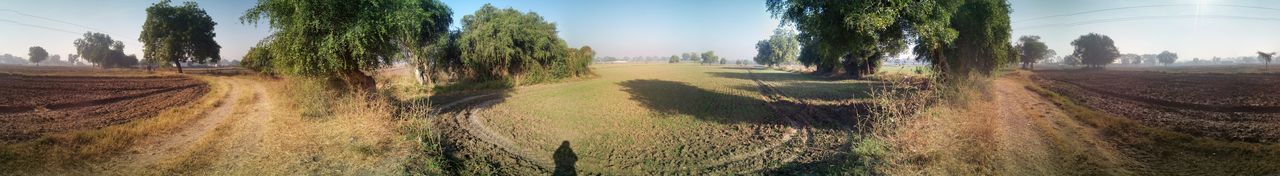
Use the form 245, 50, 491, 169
0, 0, 1277, 63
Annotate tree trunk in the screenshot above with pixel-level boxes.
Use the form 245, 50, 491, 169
340, 69, 376, 92
174, 60, 184, 73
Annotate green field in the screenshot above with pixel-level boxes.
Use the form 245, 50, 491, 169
436, 64, 881, 174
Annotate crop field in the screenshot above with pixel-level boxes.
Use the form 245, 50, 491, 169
0, 72, 208, 142
1032, 70, 1280, 143
433, 64, 881, 174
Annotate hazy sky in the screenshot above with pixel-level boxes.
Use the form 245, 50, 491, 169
0, 0, 1277, 62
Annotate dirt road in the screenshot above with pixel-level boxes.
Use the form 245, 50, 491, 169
100, 77, 276, 174
985, 74, 1129, 175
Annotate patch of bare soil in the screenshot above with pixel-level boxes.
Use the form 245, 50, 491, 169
0, 74, 209, 142
1034, 70, 1280, 143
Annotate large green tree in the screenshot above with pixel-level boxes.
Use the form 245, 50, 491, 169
74, 32, 136, 68
1017, 35, 1051, 69
753, 28, 799, 67
1071, 33, 1119, 69
457, 4, 589, 82
669, 55, 679, 63
28, 46, 48, 66
769, 0, 1013, 80
140, 0, 220, 73
242, 0, 452, 90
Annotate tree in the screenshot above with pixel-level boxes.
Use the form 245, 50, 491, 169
141, 0, 221, 73
1017, 35, 1050, 69
242, 0, 452, 91
76, 32, 138, 68
681, 53, 691, 61
1070, 33, 1119, 69
68, 54, 79, 65
689, 52, 702, 63
668, 55, 679, 63
753, 29, 800, 67
700, 51, 719, 65
1063, 54, 1081, 67
456, 4, 589, 82
1157, 51, 1178, 66
50, 55, 61, 64
719, 59, 727, 65
770, 0, 1013, 80
242, 38, 274, 74
28, 46, 48, 66
1258, 51, 1274, 68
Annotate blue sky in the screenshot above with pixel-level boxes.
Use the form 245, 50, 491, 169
0, 0, 1277, 62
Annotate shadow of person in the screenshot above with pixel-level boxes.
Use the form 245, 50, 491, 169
553, 141, 578, 176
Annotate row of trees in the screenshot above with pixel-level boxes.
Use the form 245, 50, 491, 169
240, 1, 591, 90
74, 32, 140, 68
9, 1, 220, 70
1015, 33, 1190, 69
768, 0, 1015, 80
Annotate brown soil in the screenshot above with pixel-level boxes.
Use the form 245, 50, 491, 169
0, 74, 209, 142
1033, 70, 1280, 143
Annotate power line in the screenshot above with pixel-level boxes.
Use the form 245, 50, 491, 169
0, 8, 103, 32
1014, 15, 1280, 30
0, 18, 80, 35
1014, 4, 1280, 24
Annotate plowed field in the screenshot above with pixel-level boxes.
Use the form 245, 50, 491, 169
1034, 70, 1280, 143
0, 73, 208, 142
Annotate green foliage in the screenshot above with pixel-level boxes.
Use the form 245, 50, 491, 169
27, 46, 48, 64
700, 51, 719, 65
242, 0, 453, 90
140, 0, 220, 73
74, 32, 137, 68
241, 38, 274, 75
1158, 51, 1178, 66
669, 55, 679, 63
753, 29, 799, 67
770, 0, 1012, 80
457, 4, 590, 83
1071, 33, 1119, 69
1017, 35, 1051, 69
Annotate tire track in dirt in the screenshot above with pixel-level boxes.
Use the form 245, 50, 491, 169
437, 69, 814, 174
106, 77, 273, 172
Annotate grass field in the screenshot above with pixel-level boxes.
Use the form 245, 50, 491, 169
432, 63, 881, 174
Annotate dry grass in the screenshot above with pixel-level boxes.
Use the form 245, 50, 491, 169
863, 71, 1135, 175
0, 75, 227, 174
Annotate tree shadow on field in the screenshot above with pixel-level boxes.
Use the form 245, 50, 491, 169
618, 79, 791, 126
553, 141, 578, 176
708, 71, 842, 82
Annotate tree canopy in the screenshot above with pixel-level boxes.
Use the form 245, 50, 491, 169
74, 32, 137, 68
242, 0, 453, 90
1071, 33, 1119, 69
753, 29, 799, 67
769, 0, 1013, 80
700, 51, 719, 65
1017, 35, 1051, 69
456, 4, 590, 83
1157, 50, 1178, 66
668, 55, 679, 63
27, 46, 48, 65
140, 0, 220, 73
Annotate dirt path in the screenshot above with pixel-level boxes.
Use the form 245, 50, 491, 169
105, 77, 274, 173
985, 75, 1128, 175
